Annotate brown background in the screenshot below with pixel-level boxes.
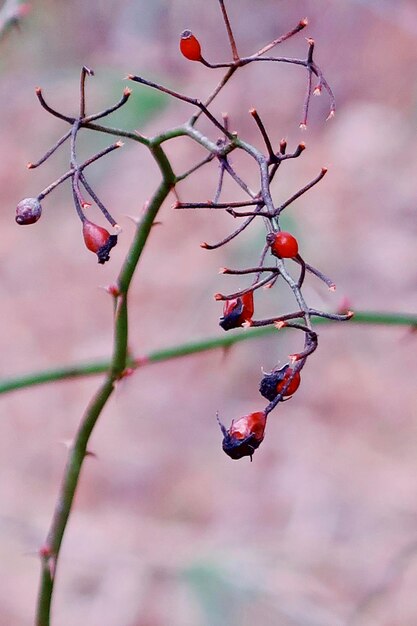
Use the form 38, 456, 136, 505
1, 1, 417, 624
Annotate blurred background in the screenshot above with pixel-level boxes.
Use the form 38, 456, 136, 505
1, 0, 417, 624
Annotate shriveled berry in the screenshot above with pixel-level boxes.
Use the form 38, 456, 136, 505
15, 197, 42, 225
219, 291, 254, 331
259, 364, 301, 401
180, 30, 202, 61
218, 411, 266, 460
82, 220, 117, 264
267, 231, 299, 258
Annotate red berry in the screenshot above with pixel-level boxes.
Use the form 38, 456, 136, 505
276, 368, 301, 396
268, 231, 299, 258
219, 411, 266, 460
219, 290, 254, 331
180, 30, 202, 61
82, 220, 118, 264
15, 197, 42, 225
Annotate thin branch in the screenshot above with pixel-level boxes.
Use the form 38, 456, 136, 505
174, 200, 259, 209
79, 174, 118, 227
2, 311, 412, 396
80, 66, 94, 118
220, 264, 279, 275
214, 272, 287, 300
191, 66, 237, 124
250, 108, 275, 162
295, 258, 335, 290
213, 159, 226, 204
218, 0, 239, 61
222, 158, 257, 198
175, 153, 215, 183
249, 18, 308, 58
36, 142, 123, 200
128, 74, 234, 139
227, 166, 328, 218
297, 254, 306, 288
279, 167, 327, 213
35, 88, 74, 123
200, 213, 257, 249
28, 130, 72, 169
300, 39, 314, 129
84, 88, 132, 123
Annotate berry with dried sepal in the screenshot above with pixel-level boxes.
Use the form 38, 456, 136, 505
82, 220, 117, 264
15, 197, 42, 225
259, 364, 301, 401
218, 411, 266, 460
180, 30, 202, 61
267, 231, 299, 258
219, 290, 254, 331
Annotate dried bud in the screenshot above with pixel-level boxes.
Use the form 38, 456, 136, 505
15, 197, 42, 225
82, 220, 117, 264
219, 291, 254, 331
218, 411, 266, 460
259, 364, 301, 401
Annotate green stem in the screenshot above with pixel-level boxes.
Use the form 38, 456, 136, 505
34, 143, 175, 626
36, 378, 114, 625
4, 311, 416, 397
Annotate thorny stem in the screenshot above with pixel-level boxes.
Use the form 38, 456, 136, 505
35, 146, 175, 626
2, 311, 414, 396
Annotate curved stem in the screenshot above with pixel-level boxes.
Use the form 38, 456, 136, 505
35, 144, 175, 626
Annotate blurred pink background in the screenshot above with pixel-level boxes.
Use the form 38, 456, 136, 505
1, 0, 417, 624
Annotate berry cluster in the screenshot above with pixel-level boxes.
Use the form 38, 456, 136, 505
17, 0, 352, 461
174, 9, 351, 460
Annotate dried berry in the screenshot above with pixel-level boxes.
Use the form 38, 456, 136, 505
259, 364, 301, 401
218, 411, 266, 460
82, 220, 117, 264
15, 197, 42, 225
219, 291, 254, 331
180, 30, 202, 61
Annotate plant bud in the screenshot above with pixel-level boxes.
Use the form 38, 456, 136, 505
15, 197, 42, 225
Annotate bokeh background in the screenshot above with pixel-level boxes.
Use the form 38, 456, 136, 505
1, 0, 417, 624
